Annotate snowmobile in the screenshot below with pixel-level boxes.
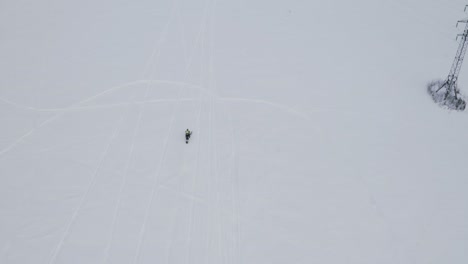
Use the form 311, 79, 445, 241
185, 129, 192, 144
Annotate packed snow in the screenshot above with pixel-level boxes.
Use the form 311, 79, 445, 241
1, 0, 468, 263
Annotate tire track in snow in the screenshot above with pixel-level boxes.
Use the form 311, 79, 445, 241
0, 80, 141, 112
1, 86, 312, 118
177, 6, 189, 68
211, 97, 225, 264
103, 0, 179, 261
31, 134, 104, 154
0, 77, 208, 160
220, 97, 310, 121
0, 80, 203, 113
101, 101, 148, 263
0, 79, 187, 159
132, 0, 211, 262
39, 97, 198, 112
220, 97, 325, 146
165, 207, 182, 264
185, 0, 212, 262
140, 3, 179, 81
227, 102, 241, 264
352, 173, 404, 264
202, 1, 225, 261
0, 78, 326, 160
205, 93, 214, 264
206, 1, 229, 262
185, 95, 204, 264
185, 23, 208, 264
47, 110, 127, 264
203, 3, 215, 261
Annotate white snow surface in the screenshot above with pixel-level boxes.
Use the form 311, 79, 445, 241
1, 0, 468, 263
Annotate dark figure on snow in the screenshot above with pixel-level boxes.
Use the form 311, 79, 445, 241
185, 129, 192, 143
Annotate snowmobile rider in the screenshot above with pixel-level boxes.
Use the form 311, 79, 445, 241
185, 129, 192, 141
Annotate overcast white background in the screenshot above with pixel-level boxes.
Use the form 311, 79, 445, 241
1, 0, 468, 263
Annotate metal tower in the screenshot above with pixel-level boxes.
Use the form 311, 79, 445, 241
433, 5, 468, 110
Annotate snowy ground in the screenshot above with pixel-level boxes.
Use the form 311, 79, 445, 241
1, 0, 468, 263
